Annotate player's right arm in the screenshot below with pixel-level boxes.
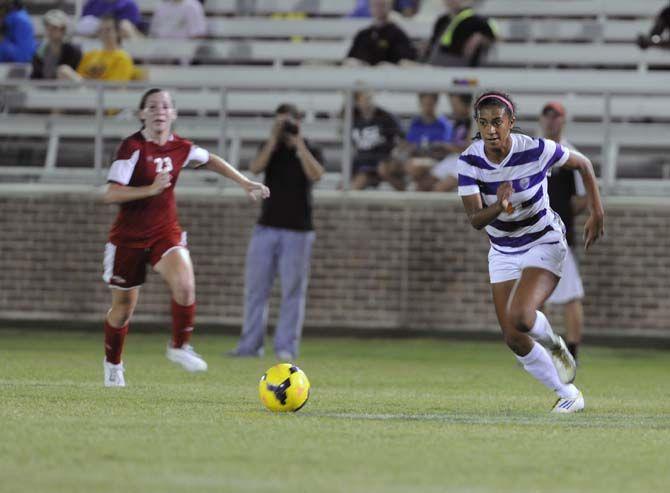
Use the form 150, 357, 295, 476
102, 172, 171, 204
458, 155, 513, 230
461, 182, 512, 231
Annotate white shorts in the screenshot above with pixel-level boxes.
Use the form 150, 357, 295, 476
488, 240, 567, 284
546, 247, 584, 304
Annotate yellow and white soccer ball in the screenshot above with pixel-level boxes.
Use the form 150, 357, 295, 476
258, 363, 310, 412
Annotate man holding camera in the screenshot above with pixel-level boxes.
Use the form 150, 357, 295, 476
229, 103, 325, 361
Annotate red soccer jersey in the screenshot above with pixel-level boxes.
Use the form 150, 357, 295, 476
107, 131, 210, 248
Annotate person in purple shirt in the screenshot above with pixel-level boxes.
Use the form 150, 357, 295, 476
0, 1, 35, 63
76, 0, 144, 38
349, 0, 420, 18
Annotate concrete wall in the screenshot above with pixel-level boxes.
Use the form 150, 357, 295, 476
1, 185, 668, 338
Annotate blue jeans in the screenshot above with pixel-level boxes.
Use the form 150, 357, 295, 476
235, 225, 315, 357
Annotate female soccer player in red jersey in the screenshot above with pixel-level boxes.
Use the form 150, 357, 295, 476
101, 88, 269, 387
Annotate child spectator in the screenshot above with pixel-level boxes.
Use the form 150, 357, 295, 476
409, 92, 472, 191
61, 15, 137, 82
32, 10, 82, 79
380, 92, 452, 190
351, 90, 404, 190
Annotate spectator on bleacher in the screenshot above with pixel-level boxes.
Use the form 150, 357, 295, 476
637, 1, 670, 49
0, 0, 35, 63
76, 0, 145, 39
410, 92, 473, 191
60, 15, 136, 82
382, 92, 451, 191
31, 10, 82, 80
351, 90, 404, 190
349, 0, 421, 18
150, 0, 207, 39
229, 103, 324, 361
344, 0, 418, 66
424, 0, 497, 67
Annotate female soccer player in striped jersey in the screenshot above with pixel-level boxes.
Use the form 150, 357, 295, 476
458, 91, 604, 413
101, 88, 269, 387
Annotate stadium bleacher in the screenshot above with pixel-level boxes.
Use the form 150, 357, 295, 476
2, 0, 670, 189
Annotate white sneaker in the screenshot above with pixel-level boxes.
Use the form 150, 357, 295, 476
551, 391, 585, 414
166, 343, 208, 372
550, 336, 577, 384
103, 358, 126, 387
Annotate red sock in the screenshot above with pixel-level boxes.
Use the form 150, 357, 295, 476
104, 319, 128, 365
171, 300, 195, 348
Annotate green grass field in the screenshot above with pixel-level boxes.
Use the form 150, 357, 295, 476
1, 330, 669, 493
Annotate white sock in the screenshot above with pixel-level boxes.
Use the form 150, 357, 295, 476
516, 342, 578, 398
528, 310, 560, 349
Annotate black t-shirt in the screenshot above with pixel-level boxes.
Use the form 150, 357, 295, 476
257, 140, 323, 232
352, 107, 403, 168
347, 22, 417, 65
425, 12, 495, 59
548, 166, 581, 247
31, 42, 82, 79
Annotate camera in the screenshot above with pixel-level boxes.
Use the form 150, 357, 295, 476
281, 120, 299, 135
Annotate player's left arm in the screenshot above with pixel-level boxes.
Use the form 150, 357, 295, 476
561, 150, 605, 250
571, 170, 588, 216
203, 153, 270, 201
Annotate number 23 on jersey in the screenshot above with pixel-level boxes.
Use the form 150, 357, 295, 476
154, 156, 173, 173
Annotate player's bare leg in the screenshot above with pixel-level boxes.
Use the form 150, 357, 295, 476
103, 288, 139, 387
154, 248, 207, 372
508, 268, 577, 384
493, 270, 582, 412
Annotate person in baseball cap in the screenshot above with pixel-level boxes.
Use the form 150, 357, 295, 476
541, 100, 588, 363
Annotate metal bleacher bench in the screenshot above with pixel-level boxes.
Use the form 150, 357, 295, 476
62, 37, 669, 71
134, 0, 665, 18
30, 16, 651, 43
2, 64, 669, 176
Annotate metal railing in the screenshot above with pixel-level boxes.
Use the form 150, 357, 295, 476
1, 78, 670, 194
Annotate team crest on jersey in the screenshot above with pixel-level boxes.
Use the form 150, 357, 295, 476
519, 177, 531, 190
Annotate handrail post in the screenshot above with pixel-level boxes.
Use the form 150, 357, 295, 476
341, 89, 353, 192
602, 92, 614, 194
94, 83, 104, 185
218, 86, 228, 190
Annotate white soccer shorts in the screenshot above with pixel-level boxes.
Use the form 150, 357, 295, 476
488, 240, 568, 284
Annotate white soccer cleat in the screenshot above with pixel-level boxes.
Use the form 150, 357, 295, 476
550, 336, 577, 384
166, 343, 208, 372
551, 391, 585, 414
103, 358, 126, 387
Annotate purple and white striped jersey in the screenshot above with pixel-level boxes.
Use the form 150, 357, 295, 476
457, 133, 570, 255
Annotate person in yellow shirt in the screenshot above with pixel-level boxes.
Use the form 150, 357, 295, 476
61, 15, 136, 82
